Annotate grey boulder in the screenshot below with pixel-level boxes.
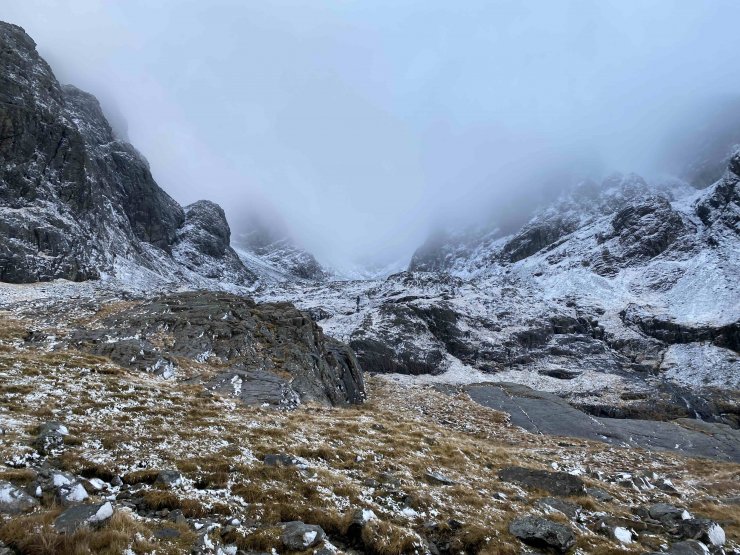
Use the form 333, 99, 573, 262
536, 497, 581, 519
54, 501, 114, 533
509, 515, 575, 553
646, 540, 713, 555
154, 470, 183, 488
498, 466, 585, 496
425, 471, 457, 486
34, 421, 68, 455
0, 480, 39, 514
280, 521, 326, 550
678, 518, 725, 546
648, 503, 691, 526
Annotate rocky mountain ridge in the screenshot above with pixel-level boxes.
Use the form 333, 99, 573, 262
0, 21, 255, 290
255, 161, 740, 445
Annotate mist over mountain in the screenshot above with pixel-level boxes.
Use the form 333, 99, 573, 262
1, 4, 740, 554
4, 0, 740, 270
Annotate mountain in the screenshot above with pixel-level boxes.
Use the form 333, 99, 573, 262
0, 19, 364, 410
257, 165, 740, 434
234, 225, 329, 284
0, 20, 739, 555
0, 22, 255, 290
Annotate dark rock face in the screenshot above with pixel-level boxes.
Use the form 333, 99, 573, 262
498, 466, 586, 497
208, 367, 300, 407
502, 216, 578, 263
0, 22, 253, 286
509, 515, 575, 553
177, 201, 231, 258
609, 196, 685, 262
621, 305, 740, 354
696, 158, 740, 235
68, 291, 365, 406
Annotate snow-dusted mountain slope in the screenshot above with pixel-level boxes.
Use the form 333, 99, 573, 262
0, 22, 256, 291
234, 227, 329, 284
256, 165, 740, 426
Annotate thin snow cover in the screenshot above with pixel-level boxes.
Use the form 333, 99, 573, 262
401, 507, 419, 518
681, 509, 692, 520
52, 473, 71, 486
230, 375, 243, 395
0, 483, 16, 503
87, 478, 107, 490
613, 526, 632, 544
361, 509, 377, 522
91, 501, 114, 523
707, 523, 726, 546
302, 530, 318, 546
662, 343, 740, 389
65, 483, 89, 502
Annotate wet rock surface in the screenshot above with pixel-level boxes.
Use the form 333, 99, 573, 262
448, 382, 740, 461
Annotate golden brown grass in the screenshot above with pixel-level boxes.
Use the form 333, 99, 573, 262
0, 309, 738, 555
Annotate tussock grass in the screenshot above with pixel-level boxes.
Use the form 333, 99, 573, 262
0, 309, 738, 555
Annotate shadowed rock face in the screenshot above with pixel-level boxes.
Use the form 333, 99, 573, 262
0, 22, 253, 286
502, 216, 579, 263
69, 291, 365, 407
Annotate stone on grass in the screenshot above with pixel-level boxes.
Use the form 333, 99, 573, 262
498, 466, 585, 496
648, 503, 691, 526
645, 540, 712, 555
35, 421, 68, 455
280, 521, 325, 550
678, 518, 725, 546
155, 470, 183, 488
425, 471, 457, 486
536, 497, 580, 519
585, 487, 613, 501
54, 502, 114, 533
0, 480, 39, 514
509, 515, 575, 553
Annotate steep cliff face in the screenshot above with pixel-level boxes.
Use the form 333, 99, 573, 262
0, 22, 254, 288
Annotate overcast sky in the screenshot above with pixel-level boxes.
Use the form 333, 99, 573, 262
3, 1, 740, 269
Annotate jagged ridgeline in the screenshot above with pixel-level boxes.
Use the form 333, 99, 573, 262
0, 21, 254, 287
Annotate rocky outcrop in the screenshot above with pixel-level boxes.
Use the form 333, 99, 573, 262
0, 22, 254, 287
172, 201, 256, 282
621, 304, 740, 353
235, 219, 329, 283
445, 383, 740, 461
608, 196, 685, 262
68, 291, 365, 406
696, 155, 740, 235
502, 216, 579, 263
